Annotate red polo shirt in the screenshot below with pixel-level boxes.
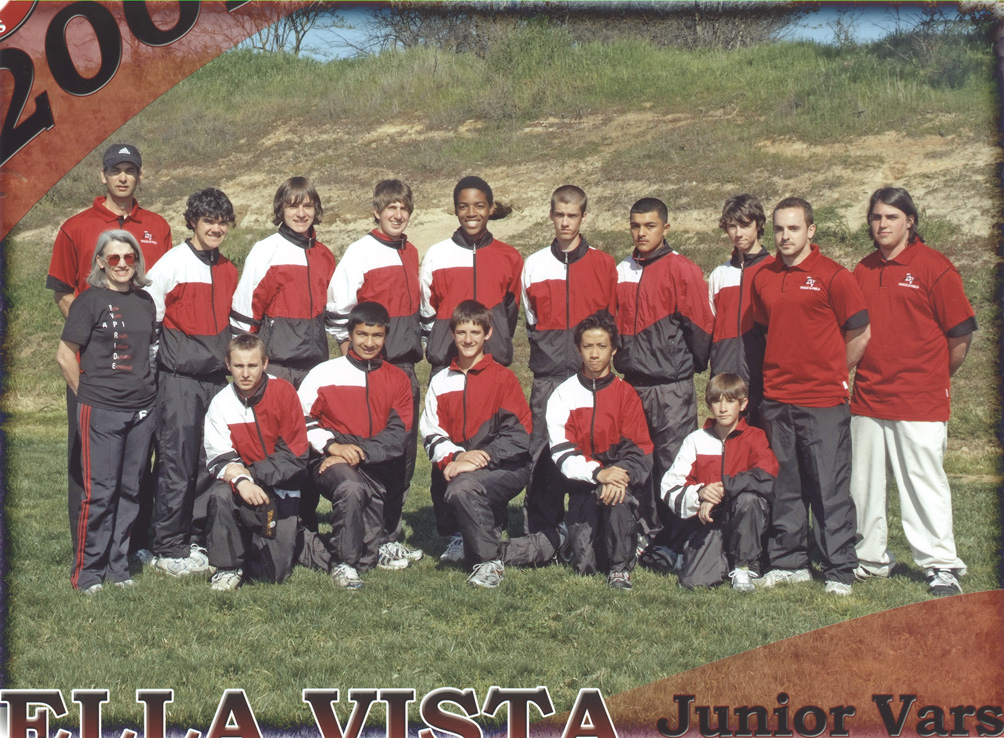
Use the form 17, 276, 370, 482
751, 244, 869, 407
47, 197, 172, 296
851, 239, 976, 422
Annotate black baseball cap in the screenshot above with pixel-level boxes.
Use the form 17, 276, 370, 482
102, 144, 142, 170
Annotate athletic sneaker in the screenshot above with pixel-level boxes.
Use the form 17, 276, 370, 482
377, 546, 409, 571
467, 560, 504, 588
114, 579, 136, 589
757, 568, 812, 588
381, 541, 424, 562
729, 567, 758, 593
331, 563, 364, 590
607, 571, 632, 590
824, 580, 853, 596
640, 545, 680, 574
131, 548, 157, 566
189, 543, 210, 568
928, 569, 963, 597
80, 583, 103, 596
210, 568, 243, 592
440, 533, 465, 564
155, 554, 209, 577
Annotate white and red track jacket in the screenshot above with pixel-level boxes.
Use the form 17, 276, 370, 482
546, 371, 653, 486
419, 229, 523, 368
707, 248, 773, 383
230, 225, 336, 368
146, 240, 238, 377
614, 242, 713, 385
204, 375, 308, 497
48, 197, 172, 297
661, 418, 778, 519
297, 351, 414, 466
421, 355, 532, 471
326, 230, 422, 365
521, 237, 618, 379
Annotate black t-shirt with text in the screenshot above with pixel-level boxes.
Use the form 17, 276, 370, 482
61, 286, 156, 411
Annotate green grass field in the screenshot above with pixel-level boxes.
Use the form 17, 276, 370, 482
2, 23, 1001, 727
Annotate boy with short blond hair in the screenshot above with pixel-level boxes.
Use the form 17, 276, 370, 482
521, 184, 618, 534
325, 178, 423, 560
420, 300, 532, 588
708, 194, 774, 427
661, 374, 778, 591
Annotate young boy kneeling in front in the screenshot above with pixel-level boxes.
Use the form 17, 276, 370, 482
661, 374, 778, 592
420, 300, 532, 588
546, 313, 653, 590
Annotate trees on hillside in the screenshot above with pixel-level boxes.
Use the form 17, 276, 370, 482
349, 1, 816, 57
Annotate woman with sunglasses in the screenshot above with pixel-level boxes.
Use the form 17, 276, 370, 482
57, 229, 157, 594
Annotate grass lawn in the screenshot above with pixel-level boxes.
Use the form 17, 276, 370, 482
3, 416, 1000, 727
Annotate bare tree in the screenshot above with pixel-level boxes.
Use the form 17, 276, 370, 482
241, 1, 346, 56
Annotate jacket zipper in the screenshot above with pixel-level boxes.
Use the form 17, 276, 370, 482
565, 250, 572, 377
365, 361, 373, 436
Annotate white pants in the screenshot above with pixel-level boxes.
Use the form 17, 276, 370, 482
850, 415, 966, 575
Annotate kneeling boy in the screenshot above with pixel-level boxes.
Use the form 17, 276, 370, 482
203, 335, 333, 590
298, 302, 415, 589
546, 313, 653, 589
661, 374, 778, 591
421, 300, 532, 588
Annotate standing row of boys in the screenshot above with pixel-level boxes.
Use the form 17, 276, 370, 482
51, 143, 976, 597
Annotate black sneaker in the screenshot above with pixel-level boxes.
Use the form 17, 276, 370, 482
607, 571, 632, 590
928, 569, 962, 597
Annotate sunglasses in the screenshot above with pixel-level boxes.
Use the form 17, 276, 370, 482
102, 252, 137, 266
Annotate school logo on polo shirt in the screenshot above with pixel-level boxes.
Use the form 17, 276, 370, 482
800, 276, 820, 291
899, 273, 920, 289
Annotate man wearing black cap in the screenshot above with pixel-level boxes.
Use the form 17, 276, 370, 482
48, 143, 173, 565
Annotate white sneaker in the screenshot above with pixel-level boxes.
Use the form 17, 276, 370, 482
468, 560, 504, 588
381, 541, 424, 562
377, 544, 410, 571
80, 583, 103, 596
757, 568, 812, 588
440, 533, 465, 564
824, 580, 853, 596
114, 579, 136, 589
729, 567, 758, 592
155, 554, 209, 577
331, 563, 364, 590
928, 569, 963, 597
210, 568, 243, 591
189, 543, 210, 568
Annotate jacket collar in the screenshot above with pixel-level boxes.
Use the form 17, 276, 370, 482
449, 353, 496, 374
346, 348, 384, 372
370, 228, 407, 251
702, 416, 750, 439
233, 374, 269, 408
186, 239, 220, 265
451, 228, 493, 250
728, 247, 771, 269
576, 370, 615, 392
633, 241, 673, 266
550, 235, 590, 264
278, 223, 316, 249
